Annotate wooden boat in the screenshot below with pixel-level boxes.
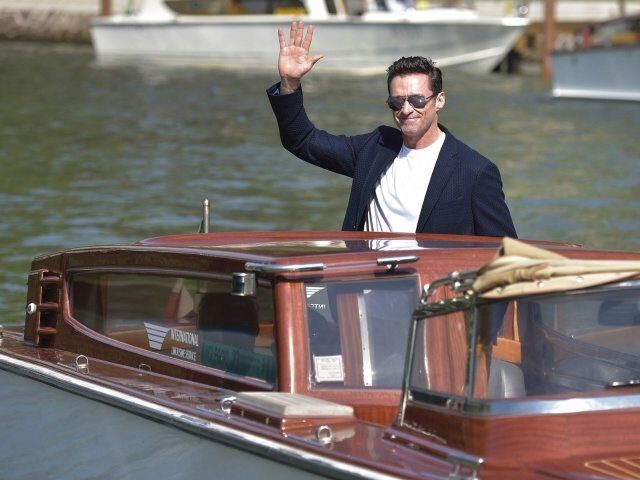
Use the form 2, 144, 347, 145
90, 0, 529, 74
551, 15, 640, 101
2, 229, 640, 478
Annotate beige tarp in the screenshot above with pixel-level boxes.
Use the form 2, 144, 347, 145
473, 238, 640, 299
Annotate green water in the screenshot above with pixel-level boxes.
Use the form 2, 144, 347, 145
1, 40, 639, 324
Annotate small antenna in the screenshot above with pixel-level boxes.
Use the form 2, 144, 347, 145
202, 198, 210, 233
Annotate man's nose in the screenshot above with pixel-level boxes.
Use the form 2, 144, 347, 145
400, 99, 413, 114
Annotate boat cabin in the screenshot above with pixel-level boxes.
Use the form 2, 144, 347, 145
23, 231, 534, 426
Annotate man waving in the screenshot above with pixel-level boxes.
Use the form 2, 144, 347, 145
267, 21, 516, 237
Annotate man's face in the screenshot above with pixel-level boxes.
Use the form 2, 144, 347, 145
389, 73, 444, 148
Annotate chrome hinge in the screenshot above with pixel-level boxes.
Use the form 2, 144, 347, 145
448, 452, 483, 480
376, 255, 419, 271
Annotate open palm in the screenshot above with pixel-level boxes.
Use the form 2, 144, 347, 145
277, 21, 324, 91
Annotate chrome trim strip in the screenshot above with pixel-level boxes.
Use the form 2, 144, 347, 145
0, 352, 399, 480
244, 262, 325, 273
409, 388, 640, 416
480, 395, 640, 416
357, 293, 373, 387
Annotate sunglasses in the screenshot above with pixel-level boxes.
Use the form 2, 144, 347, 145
386, 93, 437, 111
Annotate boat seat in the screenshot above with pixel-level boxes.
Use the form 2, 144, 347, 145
307, 308, 341, 356
198, 292, 259, 351
488, 358, 526, 398
597, 299, 640, 326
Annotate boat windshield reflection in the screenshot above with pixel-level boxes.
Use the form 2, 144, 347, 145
69, 271, 277, 383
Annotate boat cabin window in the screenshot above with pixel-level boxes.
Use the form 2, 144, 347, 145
69, 272, 276, 383
304, 276, 419, 389
408, 281, 640, 402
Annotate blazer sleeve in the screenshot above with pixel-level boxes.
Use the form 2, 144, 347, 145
471, 162, 518, 238
267, 83, 365, 178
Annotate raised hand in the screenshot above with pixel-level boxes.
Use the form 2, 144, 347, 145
277, 21, 324, 94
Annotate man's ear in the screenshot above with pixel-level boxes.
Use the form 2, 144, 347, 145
435, 91, 446, 112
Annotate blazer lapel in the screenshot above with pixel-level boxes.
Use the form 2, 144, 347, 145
416, 129, 459, 232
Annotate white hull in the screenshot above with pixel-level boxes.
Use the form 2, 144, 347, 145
551, 44, 640, 101
90, 13, 528, 74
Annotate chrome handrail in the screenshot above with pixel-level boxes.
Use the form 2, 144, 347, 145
244, 262, 326, 273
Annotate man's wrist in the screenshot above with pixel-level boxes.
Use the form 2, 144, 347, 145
279, 78, 300, 95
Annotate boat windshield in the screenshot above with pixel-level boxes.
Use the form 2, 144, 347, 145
304, 275, 420, 389
409, 280, 640, 400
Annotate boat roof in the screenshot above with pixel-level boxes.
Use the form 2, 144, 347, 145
137, 231, 576, 261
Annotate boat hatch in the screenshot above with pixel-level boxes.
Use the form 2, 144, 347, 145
231, 392, 356, 439
235, 392, 353, 417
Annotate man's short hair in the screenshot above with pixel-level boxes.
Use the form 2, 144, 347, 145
386, 56, 443, 95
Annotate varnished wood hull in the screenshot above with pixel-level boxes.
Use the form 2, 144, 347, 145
6, 231, 640, 479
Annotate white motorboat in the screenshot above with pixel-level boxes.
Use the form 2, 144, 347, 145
90, 0, 529, 74
551, 15, 640, 101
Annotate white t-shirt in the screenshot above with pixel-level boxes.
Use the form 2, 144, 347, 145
364, 132, 446, 233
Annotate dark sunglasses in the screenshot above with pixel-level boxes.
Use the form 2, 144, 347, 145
386, 93, 437, 111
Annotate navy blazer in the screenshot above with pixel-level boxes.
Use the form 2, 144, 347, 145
267, 84, 517, 237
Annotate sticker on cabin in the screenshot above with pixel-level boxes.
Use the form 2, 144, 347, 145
306, 286, 327, 310
144, 322, 170, 350
144, 323, 199, 351
170, 346, 197, 362
169, 328, 199, 348
313, 355, 344, 383
305, 286, 324, 298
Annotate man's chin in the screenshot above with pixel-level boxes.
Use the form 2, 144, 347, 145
400, 126, 419, 137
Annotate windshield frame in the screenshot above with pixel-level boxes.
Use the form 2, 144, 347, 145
303, 274, 421, 390
398, 279, 640, 422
